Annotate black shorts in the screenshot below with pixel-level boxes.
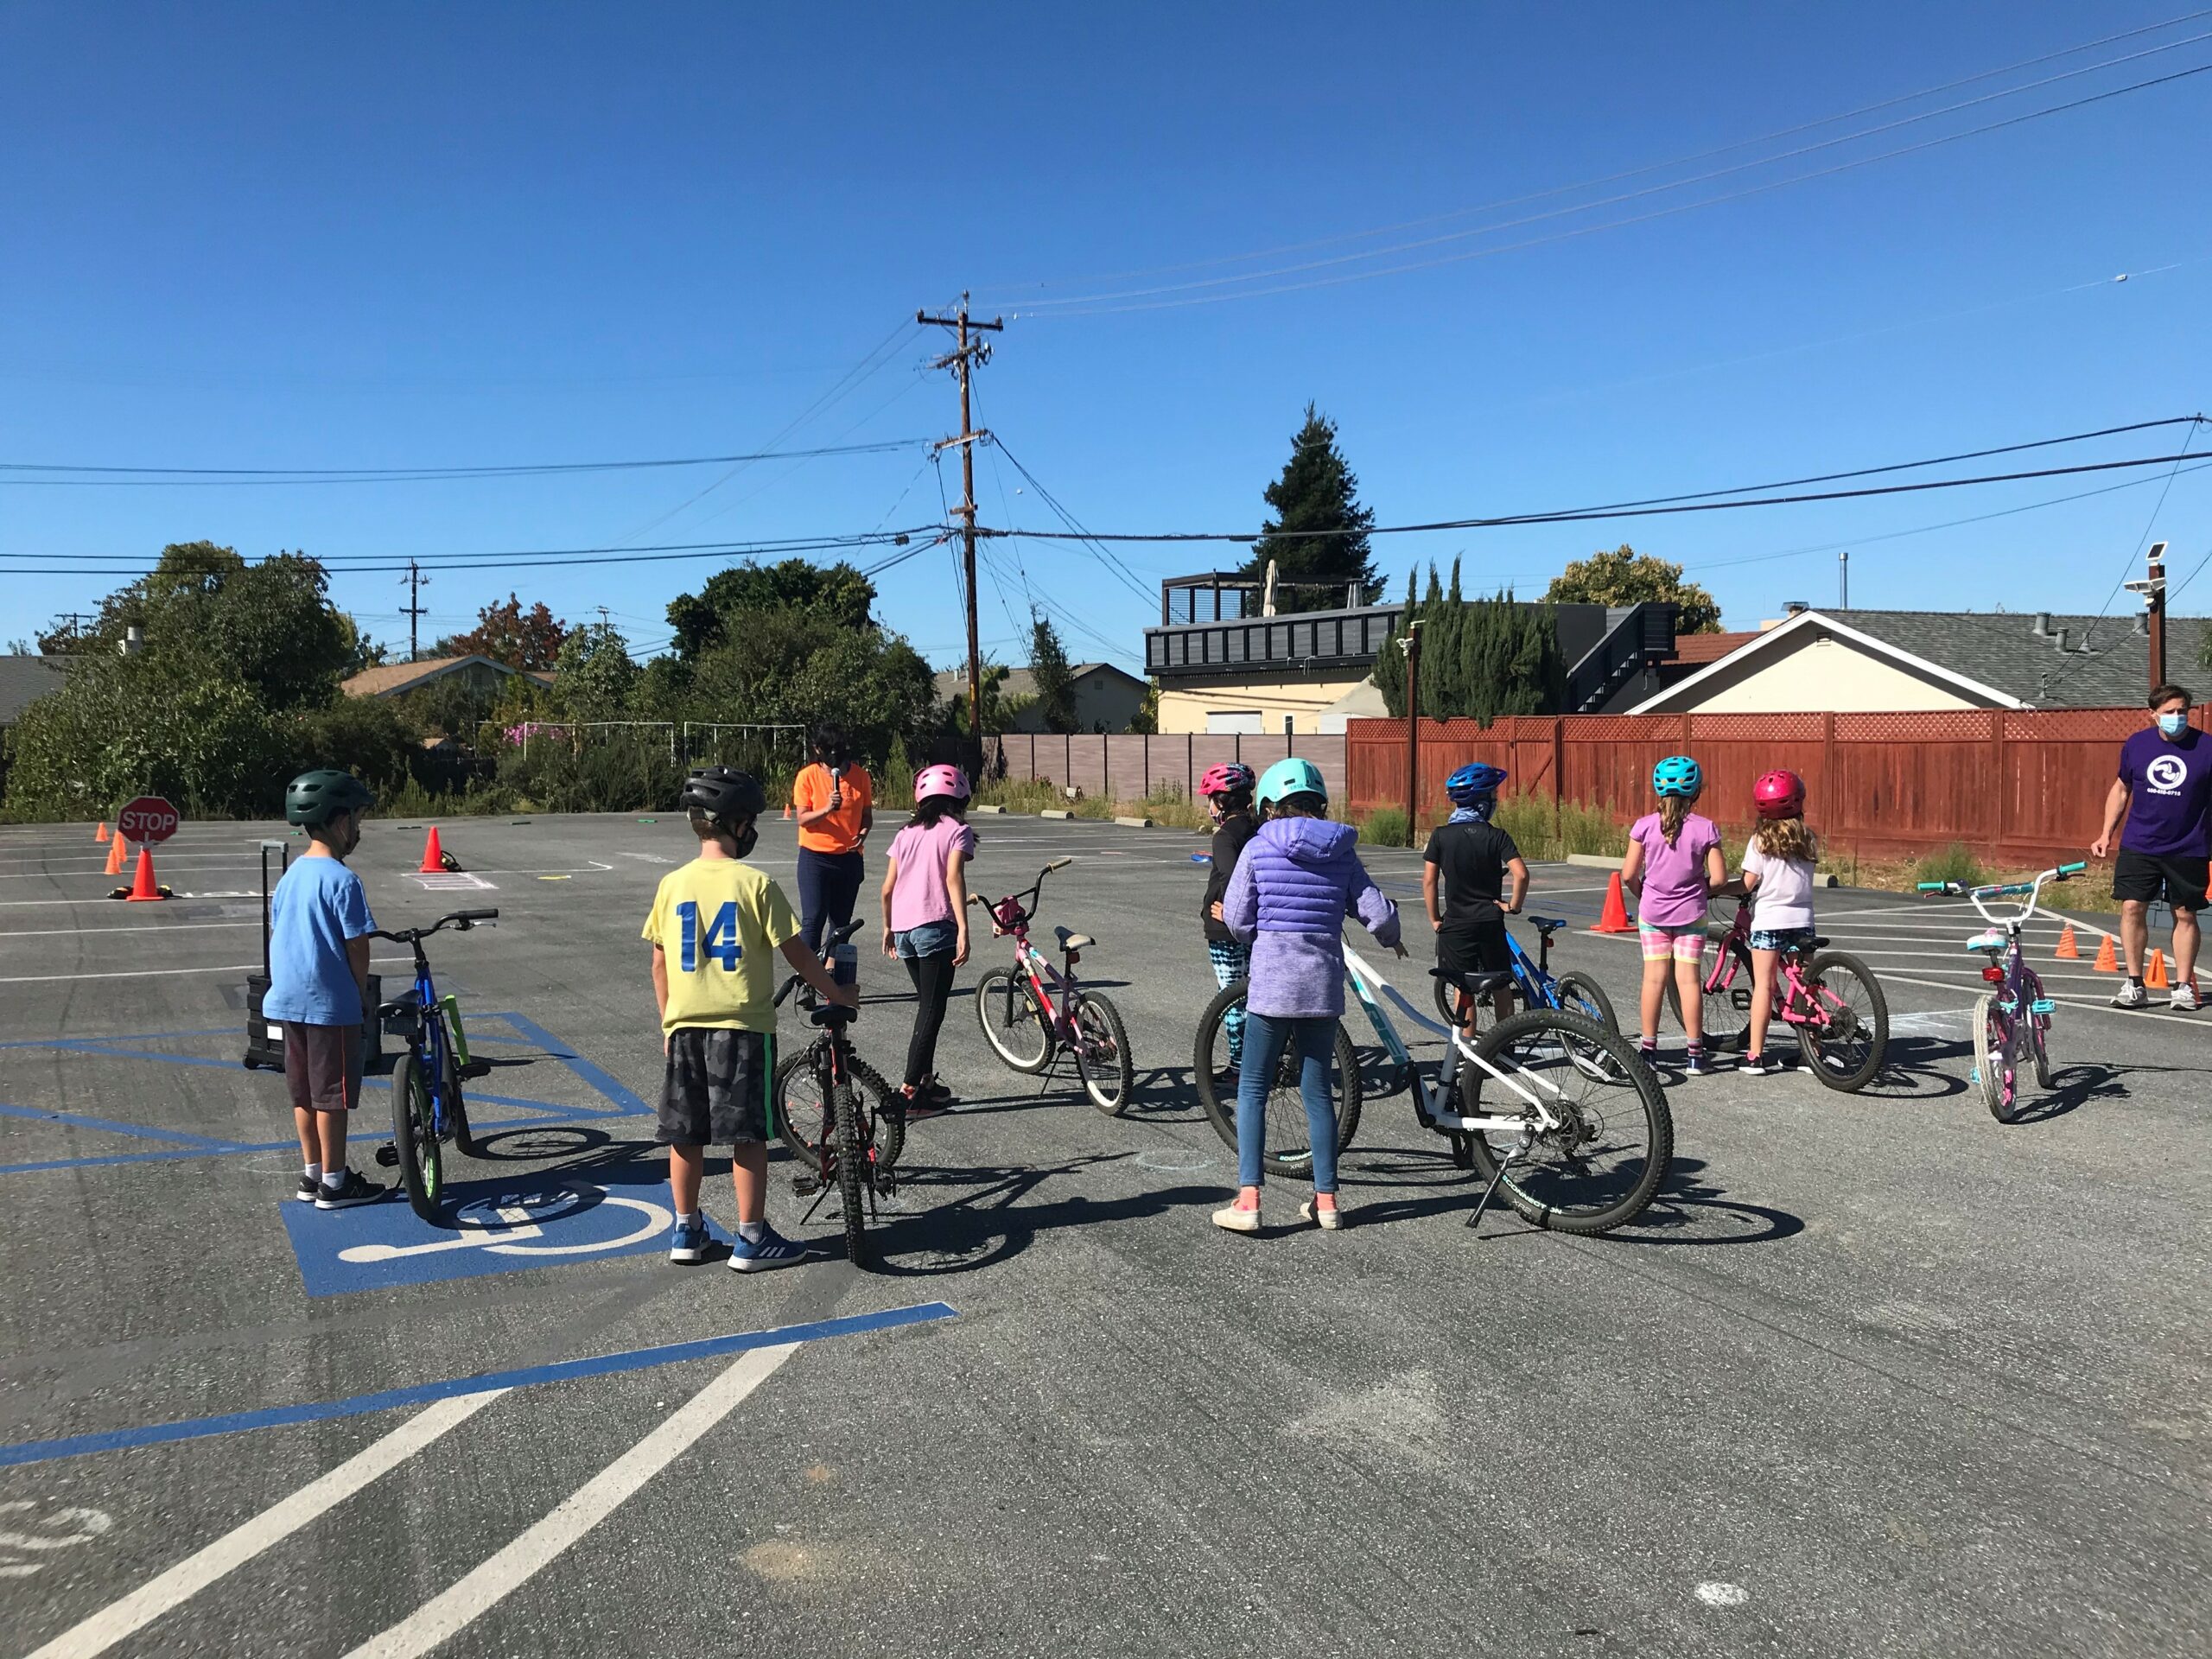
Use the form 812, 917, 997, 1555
658, 1028, 772, 1147
2112, 848, 2209, 912
1436, 914, 1512, 978
283, 1022, 364, 1114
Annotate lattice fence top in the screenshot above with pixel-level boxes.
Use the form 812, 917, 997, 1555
1833, 710, 1993, 743
1687, 713, 1827, 743
1999, 708, 2153, 741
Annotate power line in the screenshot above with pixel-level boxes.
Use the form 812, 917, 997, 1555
984, 434, 1158, 602
1016, 61, 2212, 316
981, 10, 2212, 300
2046, 422, 2204, 693
0, 438, 929, 485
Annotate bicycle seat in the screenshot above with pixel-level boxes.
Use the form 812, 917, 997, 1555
829, 918, 864, 947
1966, 929, 2006, 952
808, 1004, 856, 1027
1431, 966, 1512, 998
1054, 925, 1095, 951
1527, 915, 1567, 935
1808, 936, 1828, 950
378, 989, 422, 1019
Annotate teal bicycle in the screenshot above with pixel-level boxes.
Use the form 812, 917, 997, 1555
1919, 861, 2085, 1122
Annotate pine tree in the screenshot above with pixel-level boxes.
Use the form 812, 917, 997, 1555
1241, 404, 1381, 613
1027, 611, 1079, 734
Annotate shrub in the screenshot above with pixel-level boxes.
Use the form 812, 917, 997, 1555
1358, 804, 1410, 848
1915, 842, 1985, 890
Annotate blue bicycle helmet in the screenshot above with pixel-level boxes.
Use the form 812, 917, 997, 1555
1445, 762, 1508, 805
1652, 754, 1703, 798
1256, 756, 1328, 806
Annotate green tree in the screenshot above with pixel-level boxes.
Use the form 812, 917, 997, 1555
437, 594, 570, 670
1373, 569, 1418, 717
1028, 612, 1078, 734
1545, 543, 1722, 634
554, 622, 641, 722
664, 557, 877, 660
1376, 567, 1563, 722
1240, 404, 1380, 613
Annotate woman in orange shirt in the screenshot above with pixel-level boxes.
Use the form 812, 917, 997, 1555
791, 723, 874, 954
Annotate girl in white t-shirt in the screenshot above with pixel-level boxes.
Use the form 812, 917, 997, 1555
1738, 770, 1819, 1075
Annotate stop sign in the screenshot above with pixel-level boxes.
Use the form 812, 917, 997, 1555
117, 795, 180, 844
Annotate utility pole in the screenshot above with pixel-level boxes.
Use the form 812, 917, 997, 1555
400, 560, 429, 662
919, 294, 1003, 778
1839, 549, 1849, 610
2127, 540, 2170, 691
1402, 619, 1423, 849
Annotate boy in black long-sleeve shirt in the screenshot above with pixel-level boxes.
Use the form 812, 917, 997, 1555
1197, 762, 1261, 1066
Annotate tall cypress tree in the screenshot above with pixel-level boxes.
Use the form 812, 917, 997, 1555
1373, 568, 1417, 717
1242, 404, 1381, 613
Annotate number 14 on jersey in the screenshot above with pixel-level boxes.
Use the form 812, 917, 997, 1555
677, 900, 743, 972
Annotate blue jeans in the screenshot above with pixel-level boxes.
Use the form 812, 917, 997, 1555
796, 848, 865, 955
1234, 1011, 1338, 1193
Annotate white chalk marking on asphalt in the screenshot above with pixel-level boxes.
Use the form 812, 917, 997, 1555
1694, 1581, 1749, 1608
22, 1392, 505, 1659
0, 921, 261, 940
341, 1343, 798, 1659
0, 956, 412, 986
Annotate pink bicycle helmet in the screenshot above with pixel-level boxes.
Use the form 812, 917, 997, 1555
1752, 768, 1806, 820
1198, 761, 1257, 798
914, 763, 972, 804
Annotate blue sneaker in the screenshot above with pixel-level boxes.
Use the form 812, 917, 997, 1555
667, 1215, 709, 1265
728, 1224, 810, 1274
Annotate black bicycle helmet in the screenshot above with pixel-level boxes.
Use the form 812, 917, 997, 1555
679, 766, 767, 824
285, 769, 375, 829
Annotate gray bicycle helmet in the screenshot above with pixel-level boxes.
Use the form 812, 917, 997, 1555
679, 766, 767, 824
285, 769, 375, 829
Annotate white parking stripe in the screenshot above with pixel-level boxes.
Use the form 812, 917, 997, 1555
342, 1343, 798, 1658
22, 1392, 506, 1659
0, 957, 412, 986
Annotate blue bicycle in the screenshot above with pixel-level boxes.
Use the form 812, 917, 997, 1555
371, 908, 497, 1221
1432, 913, 1619, 1038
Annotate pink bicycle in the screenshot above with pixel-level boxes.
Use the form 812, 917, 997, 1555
1688, 896, 1890, 1090
969, 858, 1135, 1115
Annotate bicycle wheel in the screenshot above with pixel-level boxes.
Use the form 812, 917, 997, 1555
1974, 993, 2021, 1122
777, 1047, 903, 1178
1192, 980, 1362, 1178
2024, 969, 2056, 1089
975, 968, 1052, 1072
1071, 993, 1135, 1116
1794, 950, 1889, 1092
1459, 1007, 1671, 1235
437, 1027, 477, 1159
1553, 969, 1618, 1033
390, 1052, 442, 1224
832, 1080, 868, 1269
1671, 938, 1752, 1054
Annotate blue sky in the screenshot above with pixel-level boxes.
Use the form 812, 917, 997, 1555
3, 2, 2208, 671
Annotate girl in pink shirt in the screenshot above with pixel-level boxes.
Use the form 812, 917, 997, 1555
1619, 755, 1726, 1075
879, 765, 976, 1116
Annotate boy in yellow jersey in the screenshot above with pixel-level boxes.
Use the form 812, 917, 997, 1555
644, 766, 855, 1270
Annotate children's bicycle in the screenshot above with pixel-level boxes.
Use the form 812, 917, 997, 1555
970, 858, 1135, 1114
775, 919, 905, 1194
1192, 979, 1364, 1175
371, 908, 497, 1222
1431, 913, 1618, 1035
1356, 947, 1670, 1234
1687, 895, 1890, 1090
771, 922, 887, 1268
1919, 861, 2085, 1122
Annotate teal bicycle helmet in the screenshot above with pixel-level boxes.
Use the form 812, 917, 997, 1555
285, 770, 375, 829
1651, 754, 1703, 798
1256, 756, 1327, 806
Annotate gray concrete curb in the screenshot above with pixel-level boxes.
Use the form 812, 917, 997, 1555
1564, 852, 1627, 870
1040, 809, 1075, 820
1113, 815, 1154, 829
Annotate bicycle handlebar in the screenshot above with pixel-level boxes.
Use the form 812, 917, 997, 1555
370, 908, 499, 944
1918, 861, 2082, 927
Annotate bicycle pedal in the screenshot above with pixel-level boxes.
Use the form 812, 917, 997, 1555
373, 1144, 398, 1167
2029, 998, 2056, 1016
458, 1059, 492, 1080
791, 1176, 821, 1198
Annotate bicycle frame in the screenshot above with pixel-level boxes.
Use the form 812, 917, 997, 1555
1953, 868, 2070, 1017
976, 859, 1083, 1038
1343, 946, 1568, 1133
1707, 903, 1828, 1027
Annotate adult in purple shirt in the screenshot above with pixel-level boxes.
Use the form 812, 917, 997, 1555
2090, 683, 2208, 1011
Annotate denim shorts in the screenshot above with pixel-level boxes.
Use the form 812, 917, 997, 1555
1750, 926, 1818, 955
895, 918, 957, 959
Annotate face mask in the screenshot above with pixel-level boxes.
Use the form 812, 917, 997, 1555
732, 822, 760, 859
2158, 712, 2190, 737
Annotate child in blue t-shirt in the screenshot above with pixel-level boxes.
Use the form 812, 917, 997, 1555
265, 772, 386, 1209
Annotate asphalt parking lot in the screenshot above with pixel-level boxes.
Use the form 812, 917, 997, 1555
1, 810, 2207, 1658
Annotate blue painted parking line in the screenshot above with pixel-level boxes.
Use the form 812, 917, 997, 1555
0, 1300, 957, 1469
0, 1100, 244, 1149
495, 1009, 652, 1115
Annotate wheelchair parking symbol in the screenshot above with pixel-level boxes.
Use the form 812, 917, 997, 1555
282, 1176, 701, 1296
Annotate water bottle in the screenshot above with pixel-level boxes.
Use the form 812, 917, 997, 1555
830, 941, 859, 992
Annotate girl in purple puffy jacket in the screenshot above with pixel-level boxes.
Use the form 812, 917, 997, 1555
1213, 757, 1402, 1235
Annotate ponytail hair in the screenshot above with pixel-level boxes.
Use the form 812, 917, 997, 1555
1658, 794, 1689, 847
1753, 816, 1815, 862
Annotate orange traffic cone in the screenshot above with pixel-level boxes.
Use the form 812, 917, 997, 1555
2145, 948, 2169, 989
124, 847, 166, 901
2054, 922, 2079, 959
2092, 933, 2118, 973
418, 827, 446, 874
782, 799, 793, 820
1593, 871, 1635, 934
104, 834, 127, 876
95, 821, 111, 843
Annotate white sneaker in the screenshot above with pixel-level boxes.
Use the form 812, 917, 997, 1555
1211, 1199, 1262, 1234
2110, 981, 2149, 1009
2170, 982, 2201, 1012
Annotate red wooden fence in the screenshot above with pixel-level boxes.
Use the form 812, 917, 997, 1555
988, 732, 1349, 805
1345, 709, 2204, 861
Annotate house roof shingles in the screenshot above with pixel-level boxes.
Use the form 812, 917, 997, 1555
1669, 630, 1760, 666
341, 656, 554, 698
1818, 608, 2208, 707
0, 655, 71, 724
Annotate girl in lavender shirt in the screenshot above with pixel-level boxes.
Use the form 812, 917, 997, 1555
1620, 755, 1726, 1075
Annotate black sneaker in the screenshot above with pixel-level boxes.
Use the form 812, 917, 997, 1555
315, 1169, 387, 1210
1737, 1052, 1785, 1075
296, 1174, 321, 1203
1682, 1051, 1709, 1077
901, 1088, 950, 1122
